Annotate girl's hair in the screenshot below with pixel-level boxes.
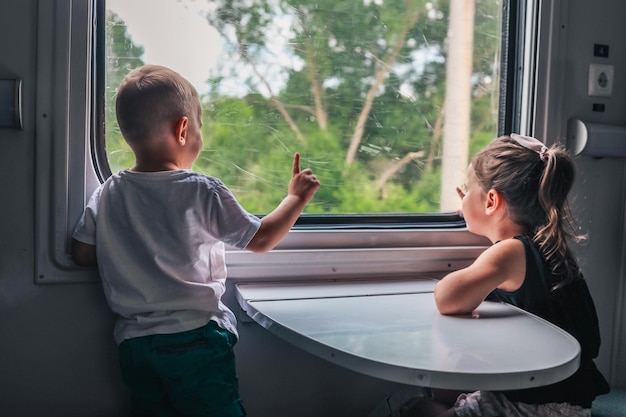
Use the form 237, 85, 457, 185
471, 135, 582, 287
116, 65, 200, 146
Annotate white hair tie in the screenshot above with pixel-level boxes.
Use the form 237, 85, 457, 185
510, 133, 548, 161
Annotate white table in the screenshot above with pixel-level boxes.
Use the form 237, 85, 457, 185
236, 278, 581, 391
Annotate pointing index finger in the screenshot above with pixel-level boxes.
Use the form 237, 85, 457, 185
292, 152, 301, 176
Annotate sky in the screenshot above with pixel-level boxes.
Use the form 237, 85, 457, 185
107, 0, 224, 92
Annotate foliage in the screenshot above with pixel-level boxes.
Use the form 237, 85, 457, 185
105, 11, 144, 172
105, 0, 502, 215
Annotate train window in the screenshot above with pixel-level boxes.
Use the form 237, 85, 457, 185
99, 0, 509, 220
36, 0, 538, 282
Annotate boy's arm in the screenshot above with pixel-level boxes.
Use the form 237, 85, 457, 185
245, 153, 320, 253
434, 238, 526, 315
71, 238, 98, 267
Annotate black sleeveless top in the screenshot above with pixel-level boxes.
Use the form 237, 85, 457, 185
486, 235, 610, 408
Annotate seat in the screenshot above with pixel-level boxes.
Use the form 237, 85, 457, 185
591, 387, 626, 417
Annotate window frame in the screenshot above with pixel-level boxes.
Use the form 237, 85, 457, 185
35, 0, 541, 284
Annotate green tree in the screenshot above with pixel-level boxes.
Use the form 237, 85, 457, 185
204, 0, 456, 213
105, 10, 145, 174
104, 0, 502, 215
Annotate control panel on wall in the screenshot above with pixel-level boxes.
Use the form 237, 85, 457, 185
589, 43, 613, 113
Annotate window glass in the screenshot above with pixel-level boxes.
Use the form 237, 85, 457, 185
104, 0, 503, 215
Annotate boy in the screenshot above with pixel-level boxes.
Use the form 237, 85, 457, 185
71, 65, 320, 416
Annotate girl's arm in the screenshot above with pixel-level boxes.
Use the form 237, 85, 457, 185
434, 238, 526, 315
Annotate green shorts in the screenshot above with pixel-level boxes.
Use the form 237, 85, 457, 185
118, 321, 246, 417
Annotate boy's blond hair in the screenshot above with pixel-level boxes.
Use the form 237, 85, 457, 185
116, 65, 200, 146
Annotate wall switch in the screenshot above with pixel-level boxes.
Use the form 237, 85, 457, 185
593, 44, 609, 58
592, 103, 606, 112
588, 64, 614, 97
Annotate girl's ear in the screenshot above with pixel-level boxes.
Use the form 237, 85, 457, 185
485, 189, 503, 215
174, 116, 189, 145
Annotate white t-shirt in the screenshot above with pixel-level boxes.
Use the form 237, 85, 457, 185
73, 170, 261, 344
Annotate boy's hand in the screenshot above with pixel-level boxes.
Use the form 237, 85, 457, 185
245, 152, 320, 253
289, 153, 320, 203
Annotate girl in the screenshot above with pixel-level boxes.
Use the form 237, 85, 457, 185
405, 134, 609, 417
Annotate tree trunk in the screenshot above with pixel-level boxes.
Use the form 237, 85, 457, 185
440, 0, 475, 211
344, 1, 421, 169
378, 151, 424, 200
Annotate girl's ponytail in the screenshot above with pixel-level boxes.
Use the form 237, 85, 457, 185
534, 147, 581, 287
